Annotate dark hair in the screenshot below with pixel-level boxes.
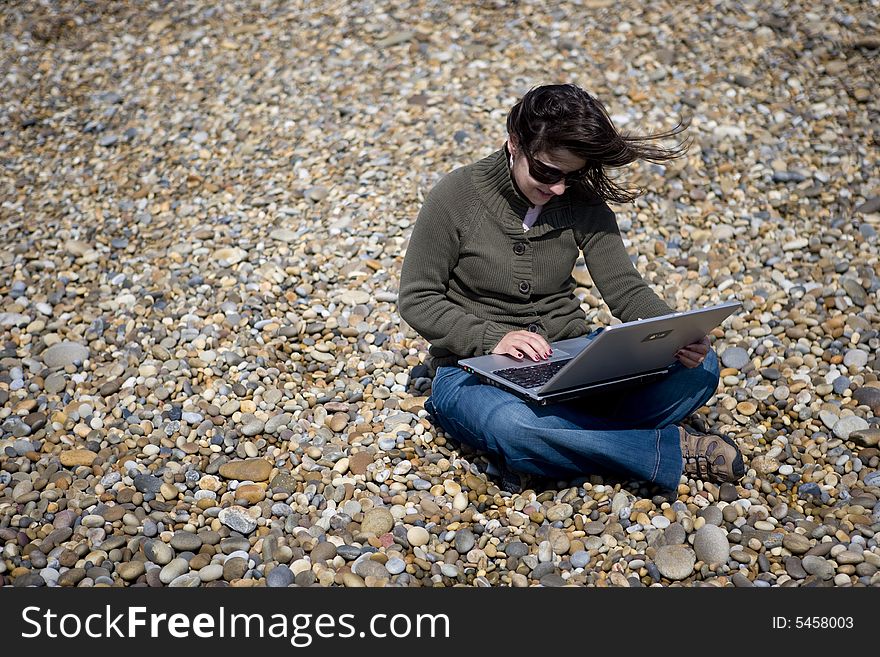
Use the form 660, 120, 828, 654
506, 84, 689, 203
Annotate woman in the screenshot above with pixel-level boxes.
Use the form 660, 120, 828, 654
398, 84, 744, 492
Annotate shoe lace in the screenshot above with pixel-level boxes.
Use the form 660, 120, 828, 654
682, 434, 722, 480
683, 448, 712, 479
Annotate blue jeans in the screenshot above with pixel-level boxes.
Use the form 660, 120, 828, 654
425, 350, 720, 491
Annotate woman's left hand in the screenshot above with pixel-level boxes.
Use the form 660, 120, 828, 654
675, 335, 710, 368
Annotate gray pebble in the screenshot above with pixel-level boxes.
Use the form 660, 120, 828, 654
170, 532, 203, 552
654, 545, 696, 580
664, 522, 687, 546
802, 555, 835, 580
42, 342, 89, 368
721, 347, 749, 370
570, 550, 590, 569
267, 565, 294, 587
133, 474, 163, 493
454, 529, 476, 554
693, 524, 730, 565
385, 557, 406, 575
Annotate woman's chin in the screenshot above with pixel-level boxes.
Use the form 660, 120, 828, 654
532, 190, 554, 204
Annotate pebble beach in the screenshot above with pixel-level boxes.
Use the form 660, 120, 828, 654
1, 0, 879, 588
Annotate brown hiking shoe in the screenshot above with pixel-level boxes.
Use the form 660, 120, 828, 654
679, 426, 745, 484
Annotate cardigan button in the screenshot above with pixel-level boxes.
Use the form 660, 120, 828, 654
513, 242, 526, 255
527, 324, 539, 333
519, 281, 530, 294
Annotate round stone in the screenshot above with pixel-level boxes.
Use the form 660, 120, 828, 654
361, 508, 394, 535
267, 565, 294, 587
44, 372, 67, 394
843, 349, 869, 369
720, 347, 749, 370
546, 503, 573, 522
736, 401, 757, 415
570, 551, 590, 569
719, 483, 739, 502
698, 506, 723, 527
406, 526, 430, 547
654, 545, 696, 581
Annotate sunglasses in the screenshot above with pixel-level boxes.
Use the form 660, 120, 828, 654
522, 150, 590, 186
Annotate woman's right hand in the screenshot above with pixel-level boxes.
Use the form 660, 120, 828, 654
492, 330, 552, 361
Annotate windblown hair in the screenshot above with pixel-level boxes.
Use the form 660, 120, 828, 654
506, 84, 689, 203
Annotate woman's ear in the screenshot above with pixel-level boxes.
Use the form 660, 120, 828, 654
507, 134, 518, 155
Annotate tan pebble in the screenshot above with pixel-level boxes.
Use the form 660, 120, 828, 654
609, 571, 630, 587
361, 508, 394, 535
235, 483, 266, 504
218, 459, 272, 482
199, 475, 221, 491
328, 413, 349, 432
342, 572, 366, 587
59, 449, 97, 467
117, 561, 145, 581
443, 479, 462, 496
736, 401, 757, 415
751, 456, 780, 474
400, 396, 428, 412
407, 526, 430, 547
160, 483, 178, 500
511, 573, 529, 587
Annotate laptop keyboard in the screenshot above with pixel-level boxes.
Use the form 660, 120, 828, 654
493, 359, 572, 389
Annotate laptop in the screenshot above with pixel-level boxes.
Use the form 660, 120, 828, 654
458, 300, 741, 405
